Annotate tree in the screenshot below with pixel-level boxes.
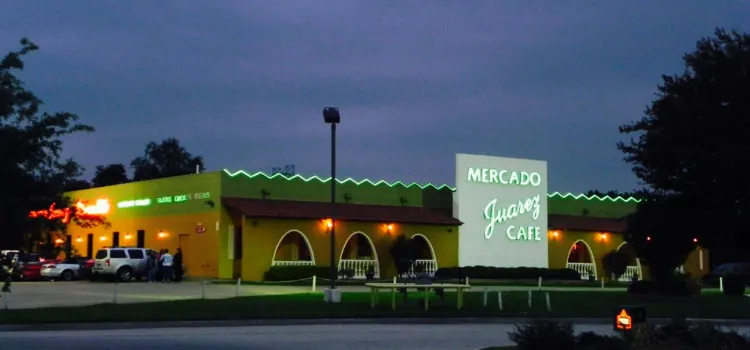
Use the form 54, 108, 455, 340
92, 163, 129, 187
623, 195, 702, 282
617, 28, 750, 272
130, 138, 204, 181
601, 250, 631, 281
0, 38, 102, 249
389, 234, 418, 278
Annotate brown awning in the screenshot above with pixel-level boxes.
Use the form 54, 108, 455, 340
222, 197, 463, 226
549, 214, 627, 233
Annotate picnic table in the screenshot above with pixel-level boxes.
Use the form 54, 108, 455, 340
364, 282, 471, 310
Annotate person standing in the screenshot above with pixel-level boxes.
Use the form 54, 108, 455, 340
160, 249, 173, 283
173, 248, 184, 282
147, 251, 158, 282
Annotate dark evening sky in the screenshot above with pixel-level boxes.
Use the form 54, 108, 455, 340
2, 1, 748, 193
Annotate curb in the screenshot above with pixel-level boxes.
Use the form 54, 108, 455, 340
1, 317, 749, 332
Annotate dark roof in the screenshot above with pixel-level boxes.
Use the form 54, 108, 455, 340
549, 214, 627, 233
222, 197, 462, 226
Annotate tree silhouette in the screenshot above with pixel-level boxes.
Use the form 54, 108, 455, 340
130, 138, 205, 181
617, 28, 750, 272
0, 38, 97, 249
92, 163, 129, 187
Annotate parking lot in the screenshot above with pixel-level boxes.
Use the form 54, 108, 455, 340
1, 280, 323, 310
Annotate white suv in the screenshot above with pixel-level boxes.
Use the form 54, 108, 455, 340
91, 247, 154, 282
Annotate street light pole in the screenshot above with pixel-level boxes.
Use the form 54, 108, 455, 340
323, 107, 341, 291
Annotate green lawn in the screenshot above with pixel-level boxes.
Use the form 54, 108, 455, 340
0, 290, 748, 324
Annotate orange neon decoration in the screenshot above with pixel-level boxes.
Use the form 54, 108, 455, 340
28, 199, 110, 223
615, 309, 632, 330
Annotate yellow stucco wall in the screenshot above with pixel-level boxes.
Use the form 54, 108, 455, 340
68, 212, 221, 278
547, 229, 708, 280
238, 218, 458, 281
547, 230, 624, 279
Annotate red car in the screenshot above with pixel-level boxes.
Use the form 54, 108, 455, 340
11, 253, 48, 281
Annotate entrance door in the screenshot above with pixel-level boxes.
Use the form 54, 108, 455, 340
86, 233, 94, 258
178, 234, 189, 277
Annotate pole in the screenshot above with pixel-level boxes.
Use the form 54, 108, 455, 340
330, 123, 337, 290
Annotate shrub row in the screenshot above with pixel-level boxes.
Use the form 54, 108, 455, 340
508, 318, 750, 350
627, 274, 702, 296
263, 265, 333, 281
434, 266, 581, 280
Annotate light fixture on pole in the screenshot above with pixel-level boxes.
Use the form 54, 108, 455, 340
323, 107, 340, 298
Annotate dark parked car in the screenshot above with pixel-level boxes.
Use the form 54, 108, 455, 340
700, 263, 750, 286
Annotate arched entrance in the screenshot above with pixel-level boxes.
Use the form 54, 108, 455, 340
616, 242, 643, 281
338, 231, 380, 279
271, 230, 315, 267
566, 240, 597, 280
409, 234, 438, 276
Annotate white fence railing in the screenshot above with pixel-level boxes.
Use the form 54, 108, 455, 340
408, 259, 438, 277
567, 262, 597, 280
617, 266, 642, 282
271, 260, 314, 267
339, 259, 380, 279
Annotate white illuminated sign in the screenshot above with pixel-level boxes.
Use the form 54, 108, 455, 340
456, 154, 548, 268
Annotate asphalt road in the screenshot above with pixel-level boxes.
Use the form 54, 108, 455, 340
0, 323, 621, 350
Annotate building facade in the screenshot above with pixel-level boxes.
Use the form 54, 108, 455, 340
46, 154, 706, 281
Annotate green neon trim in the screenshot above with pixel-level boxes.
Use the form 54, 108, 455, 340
222, 169, 642, 203
547, 192, 641, 203
223, 169, 455, 190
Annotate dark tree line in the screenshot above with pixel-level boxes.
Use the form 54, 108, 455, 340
613, 28, 750, 280
88, 138, 205, 188
1, 39, 101, 249
0, 38, 206, 250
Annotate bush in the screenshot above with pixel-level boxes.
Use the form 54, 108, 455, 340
576, 331, 629, 350
627, 274, 701, 297
434, 266, 581, 280
722, 274, 746, 296
507, 319, 576, 350
263, 265, 332, 281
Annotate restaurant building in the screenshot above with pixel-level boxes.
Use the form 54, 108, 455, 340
37, 154, 706, 281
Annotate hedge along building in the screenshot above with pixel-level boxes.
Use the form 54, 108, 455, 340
39, 153, 706, 281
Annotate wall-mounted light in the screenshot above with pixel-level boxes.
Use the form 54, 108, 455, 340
599, 233, 608, 241
549, 230, 560, 239
693, 238, 698, 243
323, 219, 333, 229
54, 238, 64, 245
124, 233, 133, 240
646, 236, 651, 241
386, 224, 393, 232
158, 231, 169, 239
75, 236, 83, 243
99, 236, 107, 241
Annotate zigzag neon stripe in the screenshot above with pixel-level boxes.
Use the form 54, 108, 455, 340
223, 169, 641, 203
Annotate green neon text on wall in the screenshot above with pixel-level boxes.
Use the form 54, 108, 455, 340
156, 192, 211, 205
116, 199, 151, 208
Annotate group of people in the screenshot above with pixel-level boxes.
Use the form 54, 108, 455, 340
147, 248, 184, 283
